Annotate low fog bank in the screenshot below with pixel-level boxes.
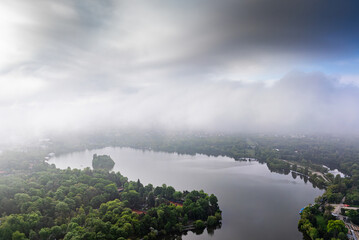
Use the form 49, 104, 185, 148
2, 71, 359, 146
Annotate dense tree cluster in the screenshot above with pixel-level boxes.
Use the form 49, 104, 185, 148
0, 162, 221, 239
299, 205, 347, 240
92, 154, 115, 171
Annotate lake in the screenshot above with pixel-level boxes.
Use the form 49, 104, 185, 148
48, 147, 323, 240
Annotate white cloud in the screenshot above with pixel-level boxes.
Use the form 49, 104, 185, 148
340, 75, 359, 87
0, 72, 47, 102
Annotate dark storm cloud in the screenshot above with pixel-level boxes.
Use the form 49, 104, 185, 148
172, 0, 359, 69
217, 0, 359, 52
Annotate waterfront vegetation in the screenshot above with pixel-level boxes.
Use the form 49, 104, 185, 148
0, 151, 221, 239
298, 205, 347, 240
2, 132, 359, 239
295, 144, 359, 240
297, 162, 359, 240
103, 133, 359, 240
92, 154, 115, 171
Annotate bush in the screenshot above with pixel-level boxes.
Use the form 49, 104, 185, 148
207, 216, 217, 227
195, 220, 205, 229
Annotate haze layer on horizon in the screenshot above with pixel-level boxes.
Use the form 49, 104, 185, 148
1, 0, 359, 143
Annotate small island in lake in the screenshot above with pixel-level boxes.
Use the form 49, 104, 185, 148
92, 154, 115, 171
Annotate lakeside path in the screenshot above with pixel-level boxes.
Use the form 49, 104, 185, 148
281, 159, 330, 182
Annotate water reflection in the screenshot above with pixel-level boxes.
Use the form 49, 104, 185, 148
49, 147, 323, 240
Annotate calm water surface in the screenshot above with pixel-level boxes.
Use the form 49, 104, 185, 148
49, 147, 323, 240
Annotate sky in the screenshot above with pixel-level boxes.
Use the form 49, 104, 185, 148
1, 0, 359, 143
